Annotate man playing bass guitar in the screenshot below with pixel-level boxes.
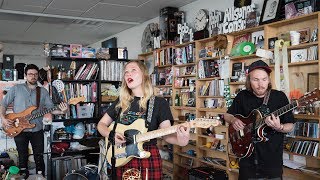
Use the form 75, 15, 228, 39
0, 64, 68, 179
224, 60, 295, 180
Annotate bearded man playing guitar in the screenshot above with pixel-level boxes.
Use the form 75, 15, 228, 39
224, 60, 295, 180
0, 64, 68, 179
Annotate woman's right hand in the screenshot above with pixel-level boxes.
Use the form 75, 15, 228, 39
113, 132, 126, 145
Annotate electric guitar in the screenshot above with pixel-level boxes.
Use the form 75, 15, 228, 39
229, 89, 320, 158
3, 96, 85, 137
106, 117, 222, 167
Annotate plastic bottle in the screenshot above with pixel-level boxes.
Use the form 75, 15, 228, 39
5, 166, 19, 180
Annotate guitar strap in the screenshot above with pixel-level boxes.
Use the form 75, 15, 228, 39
36, 87, 41, 108
262, 89, 271, 106
146, 95, 155, 125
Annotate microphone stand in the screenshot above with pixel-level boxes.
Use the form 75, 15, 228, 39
108, 108, 121, 180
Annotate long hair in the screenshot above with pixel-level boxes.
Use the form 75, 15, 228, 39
245, 72, 272, 92
116, 60, 153, 116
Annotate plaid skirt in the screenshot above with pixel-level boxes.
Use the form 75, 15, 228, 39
117, 144, 162, 180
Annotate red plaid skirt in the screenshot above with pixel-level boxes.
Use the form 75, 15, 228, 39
117, 144, 162, 179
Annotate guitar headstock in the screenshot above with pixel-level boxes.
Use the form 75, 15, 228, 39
189, 117, 222, 128
69, 96, 86, 105
298, 89, 320, 106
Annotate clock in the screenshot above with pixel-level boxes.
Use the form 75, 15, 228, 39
141, 23, 155, 53
194, 9, 209, 31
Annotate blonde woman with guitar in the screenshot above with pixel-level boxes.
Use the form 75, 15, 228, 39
0, 64, 68, 179
224, 60, 296, 180
98, 60, 190, 179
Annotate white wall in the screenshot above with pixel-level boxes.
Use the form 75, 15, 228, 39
90, 0, 265, 59
3, 42, 47, 68
90, 0, 234, 59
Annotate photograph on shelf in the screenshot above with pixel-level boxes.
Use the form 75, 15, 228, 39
82, 47, 96, 58
307, 73, 319, 92
297, 28, 310, 44
260, 0, 281, 25
70, 44, 82, 58
268, 37, 278, 49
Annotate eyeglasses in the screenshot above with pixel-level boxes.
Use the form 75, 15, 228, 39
27, 73, 38, 77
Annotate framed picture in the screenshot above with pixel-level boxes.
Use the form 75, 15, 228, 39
307, 73, 319, 92
268, 37, 278, 49
260, 0, 281, 25
70, 44, 82, 58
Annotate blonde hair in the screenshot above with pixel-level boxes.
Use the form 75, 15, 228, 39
116, 60, 154, 115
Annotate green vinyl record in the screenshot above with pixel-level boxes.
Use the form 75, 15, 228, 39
238, 42, 255, 55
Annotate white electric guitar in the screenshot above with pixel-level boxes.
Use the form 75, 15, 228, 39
106, 117, 222, 167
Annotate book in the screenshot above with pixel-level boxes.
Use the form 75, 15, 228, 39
70, 44, 82, 58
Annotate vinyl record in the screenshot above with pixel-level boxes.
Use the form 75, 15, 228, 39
238, 42, 256, 55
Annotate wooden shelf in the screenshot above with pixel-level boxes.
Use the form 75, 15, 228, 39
198, 56, 222, 61
173, 106, 196, 111
174, 62, 196, 67
197, 108, 227, 113
294, 114, 320, 120
230, 54, 258, 61
157, 64, 172, 68
197, 77, 221, 81
286, 135, 320, 141
198, 147, 227, 160
269, 41, 318, 51
229, 82, 245, 85
270, 60, 318, 68
198, 95, 224, 98
268, 12, 319, 28
174, 86, 192, 89
175, 41, 195, 47
283, 167, 320, 180
284, 150, 320, 160
176, 74, 196, 78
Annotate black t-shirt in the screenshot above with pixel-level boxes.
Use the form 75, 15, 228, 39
106, 96, 173, 144
227, 89, 295, 177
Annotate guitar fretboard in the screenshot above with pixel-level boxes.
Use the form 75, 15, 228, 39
26, 106, 59, 121
256, 101, 298, 128
136, 122, 188, 143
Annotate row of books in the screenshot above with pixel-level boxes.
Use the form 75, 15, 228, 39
100, 60, 125, 81
199, 79, 225, 97
74, 63, 99, 80
64, 82, 97, 103
198, 60, 220, 79
287, 121, 319, 138
289, 140, 319, 157
154, 44, 195, 67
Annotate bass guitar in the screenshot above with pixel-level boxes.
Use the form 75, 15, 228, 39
3, 96, 85, 137
106, 117, 222, 167
229, 89, 320, 158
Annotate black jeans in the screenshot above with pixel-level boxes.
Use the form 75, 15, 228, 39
14, 130, 45, 174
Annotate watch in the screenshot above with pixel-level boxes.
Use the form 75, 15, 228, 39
194, 9, 209, 31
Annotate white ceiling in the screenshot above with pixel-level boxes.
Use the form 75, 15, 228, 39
0, 0, 197, 45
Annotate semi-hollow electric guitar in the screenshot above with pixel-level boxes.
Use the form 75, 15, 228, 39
106, 117, 222, 167
3, 96, 85, 137
229, 89, 320, 158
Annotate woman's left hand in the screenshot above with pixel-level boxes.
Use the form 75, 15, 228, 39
176, 123, 190, 146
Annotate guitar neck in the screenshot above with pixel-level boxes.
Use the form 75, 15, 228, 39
27, 106, 59, 121
258, 100, 298, 127
136, 122, 188, 143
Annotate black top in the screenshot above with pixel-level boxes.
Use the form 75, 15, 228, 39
227, 89, 295, 178
106, 96, 173, 144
